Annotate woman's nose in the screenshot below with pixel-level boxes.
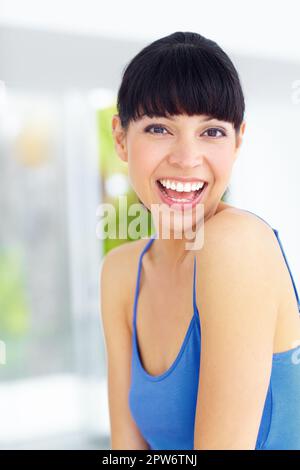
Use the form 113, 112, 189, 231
167, 140, 205, 169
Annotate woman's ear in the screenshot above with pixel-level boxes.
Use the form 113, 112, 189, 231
111, 114, 128, 163
234, 120, 246, 157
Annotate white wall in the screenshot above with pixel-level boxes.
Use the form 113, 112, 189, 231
0, 0, 300, 62
231, 101, 300, 286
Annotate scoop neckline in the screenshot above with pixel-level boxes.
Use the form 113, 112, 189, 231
133, 313, 198, 381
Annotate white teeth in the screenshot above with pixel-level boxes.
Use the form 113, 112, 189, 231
159, 179, 205, 192
169, 197, 192, 202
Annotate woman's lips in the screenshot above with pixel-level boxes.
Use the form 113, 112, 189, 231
155, 180, 208, 210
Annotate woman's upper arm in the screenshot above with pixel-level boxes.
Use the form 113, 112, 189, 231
99, 246, 150, 450
194, 213, 281, 450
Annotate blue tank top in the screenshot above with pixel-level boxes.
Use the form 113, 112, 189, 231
128, 211, 300, 450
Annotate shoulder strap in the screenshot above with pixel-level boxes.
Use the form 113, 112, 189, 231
273, 230, 300, 312
242, 209, 300, 313
193, 256, 200, 320
133, 235, 156, 331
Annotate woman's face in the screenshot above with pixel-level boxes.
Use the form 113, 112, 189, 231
112, 113, 246, 231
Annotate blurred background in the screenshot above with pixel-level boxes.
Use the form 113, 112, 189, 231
0, 0, 299, 450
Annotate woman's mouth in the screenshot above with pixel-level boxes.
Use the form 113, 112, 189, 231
155, 178, 208, 209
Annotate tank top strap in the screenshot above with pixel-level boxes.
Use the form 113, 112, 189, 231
273, 230, 300, 313
242, 209, 300, 313
193, 255, 200, 320
133, 233, 157, 331
242, 208, 275, 230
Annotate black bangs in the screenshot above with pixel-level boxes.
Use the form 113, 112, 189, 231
116, 32, 245, 132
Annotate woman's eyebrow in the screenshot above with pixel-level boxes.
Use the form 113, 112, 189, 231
144, 115, 224, 123
140, 114, 230, 126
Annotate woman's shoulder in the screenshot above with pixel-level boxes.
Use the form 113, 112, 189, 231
195, 205, 281, 351
198, 203, 283, 300
204, 203, 277, 247
100, 237, 152, 299
99, 237, 152, 331
209, 202, 270, 226
101, 236, 151, 267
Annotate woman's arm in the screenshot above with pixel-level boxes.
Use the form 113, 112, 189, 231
99, 246, 150, 450
194, 211, 282, 450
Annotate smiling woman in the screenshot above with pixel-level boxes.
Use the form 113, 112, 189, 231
112, 30, 245, 230
100, 31, 300, 450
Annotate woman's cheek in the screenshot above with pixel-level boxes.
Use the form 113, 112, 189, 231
127, 158, 150, 200
127, 164, 140, 194
209, 149, 235, 180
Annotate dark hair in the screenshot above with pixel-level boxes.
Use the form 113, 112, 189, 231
116, 31, 245, 134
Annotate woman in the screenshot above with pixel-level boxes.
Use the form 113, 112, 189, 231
100, 31, 300, 450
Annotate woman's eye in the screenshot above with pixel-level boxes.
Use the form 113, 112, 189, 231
145, 125, 168, 135
203, 127, 226, 138
144, 125, 226, 138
